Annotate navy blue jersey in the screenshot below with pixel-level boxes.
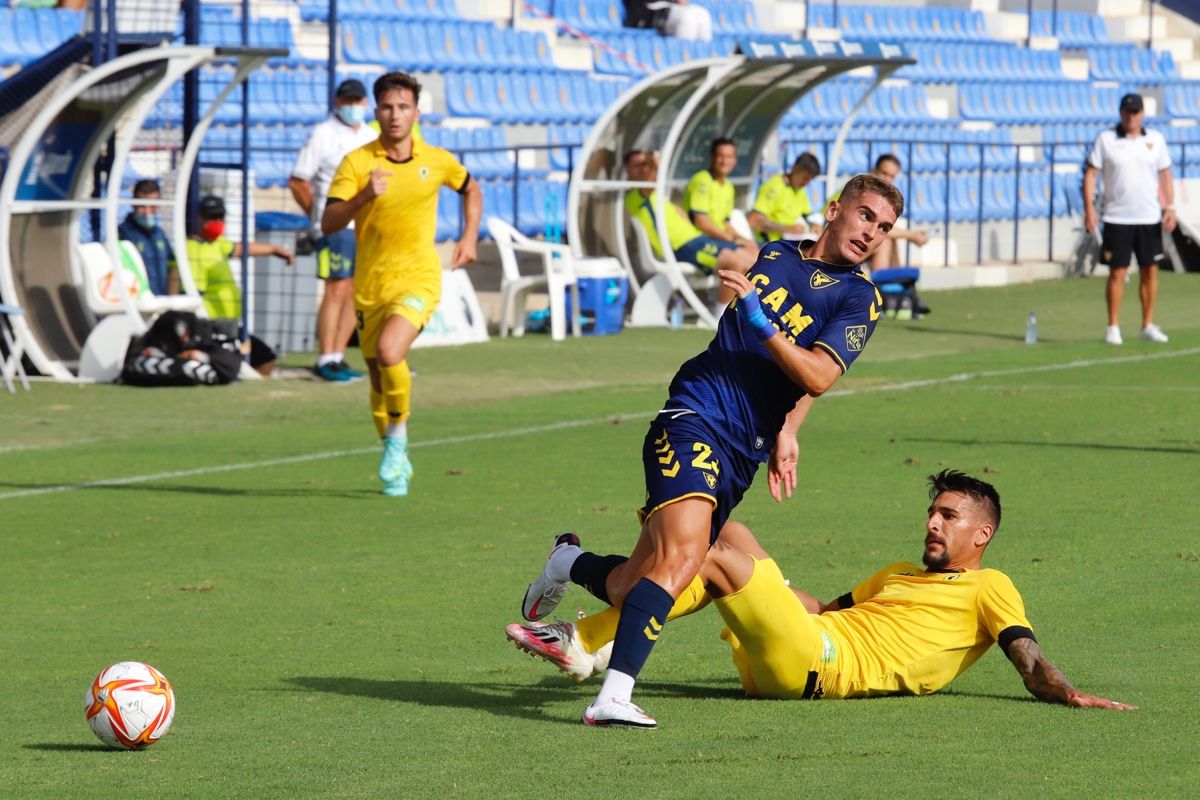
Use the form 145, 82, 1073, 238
666, 241, 881, 461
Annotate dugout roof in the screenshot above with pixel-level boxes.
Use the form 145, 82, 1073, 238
567, 40, 914, 297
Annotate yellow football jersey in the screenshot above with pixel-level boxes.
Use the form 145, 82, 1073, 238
327, 138, 468, 309
813, 561, 1033, 698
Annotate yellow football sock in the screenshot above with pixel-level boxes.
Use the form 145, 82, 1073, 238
575, 575, 711, 653
369, 387, 388, 439
379, 360, 411, 431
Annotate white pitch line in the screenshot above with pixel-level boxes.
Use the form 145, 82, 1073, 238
1, 347, 1197, 503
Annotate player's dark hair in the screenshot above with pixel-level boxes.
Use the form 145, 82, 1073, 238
928, 470, 1001, 533
874, 153, 901, 172
791, 152, 820, 175
710, 136, 735, 156
373, 71, 421, 105
623, 149, 649, 166
839, 173, 904, 217
132, 179, 161, 198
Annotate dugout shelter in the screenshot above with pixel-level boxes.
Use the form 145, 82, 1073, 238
567, 40, 913, 327
0, 44, 279, 382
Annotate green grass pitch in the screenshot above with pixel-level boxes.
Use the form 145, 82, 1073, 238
2, 274, 1197, 798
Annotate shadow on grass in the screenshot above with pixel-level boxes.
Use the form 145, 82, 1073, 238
0, 482, 378, 500
906, 436, 1200, 456
898, 324, 1029, 343
283, 675, 748, 723
22, 743, 115, 752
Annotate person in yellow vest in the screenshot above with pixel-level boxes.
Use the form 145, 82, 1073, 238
624, 150, 756, 305
506, 469, 1136, 712
747, 152, 822, 243
682, 137, 754, 246
182, 195, 293, 375
322, 72, 482, 497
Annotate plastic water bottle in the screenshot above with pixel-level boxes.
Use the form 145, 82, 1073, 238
668, 295, 684, 329
1025, 311, 1038, 345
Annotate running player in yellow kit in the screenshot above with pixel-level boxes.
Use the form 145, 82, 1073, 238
322, 72, 482, 496
508, 470, 1134, 711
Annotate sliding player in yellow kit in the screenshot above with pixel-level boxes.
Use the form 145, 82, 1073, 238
322, 72, 482, 496
508, 470, 1134, 712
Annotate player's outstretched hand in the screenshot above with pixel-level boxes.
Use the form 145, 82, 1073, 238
1068, 691, 1137, 711
451, 238, 477, 269
717, 269, 754, 299
768, 436, 799, 502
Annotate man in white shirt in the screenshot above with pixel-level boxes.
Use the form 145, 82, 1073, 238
289, 79, 379, 381
1083, 93, 1176, 345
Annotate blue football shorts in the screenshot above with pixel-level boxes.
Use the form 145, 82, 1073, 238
638, 409, 760, 545
317, 228, 356, 280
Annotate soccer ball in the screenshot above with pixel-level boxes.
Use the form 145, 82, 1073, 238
84, 661, 175, 749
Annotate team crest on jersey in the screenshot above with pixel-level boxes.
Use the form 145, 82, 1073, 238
703, 473, 717, 490
810, 270, 839, 289
419, 166, 431, 180
763, 249, 781, 260
845, 325, 867, 351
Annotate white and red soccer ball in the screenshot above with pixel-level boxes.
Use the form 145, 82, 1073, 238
84, 661, 175, 749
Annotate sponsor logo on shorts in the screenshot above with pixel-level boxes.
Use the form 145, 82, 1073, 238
704, 473, 717, 490
845, 325, 867, 352
810, 270, 839, 289
820, 631, 838, 664
402, 296, 426, 312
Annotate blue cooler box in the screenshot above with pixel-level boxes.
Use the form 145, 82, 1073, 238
566, 257, 628, 335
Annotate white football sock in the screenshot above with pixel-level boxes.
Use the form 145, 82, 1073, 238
596, 669, 635, 704
547, 544, 582, 583
385, 421, 407, 440
317, 353, 340, 367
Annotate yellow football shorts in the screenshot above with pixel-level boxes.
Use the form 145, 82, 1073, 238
355, 278, 440, 360
714, 558, 830, 699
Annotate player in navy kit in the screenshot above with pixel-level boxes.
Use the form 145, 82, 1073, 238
514, 173, 905, 728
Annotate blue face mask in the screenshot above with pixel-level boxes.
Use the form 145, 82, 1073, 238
134, 212, 156, 229
336, 104, 366, 126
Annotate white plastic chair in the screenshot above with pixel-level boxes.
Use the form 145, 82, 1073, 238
628, 218, 718, 328
77, 242, 203, 319
487, 216, 580, 341
0, 303, 30, 392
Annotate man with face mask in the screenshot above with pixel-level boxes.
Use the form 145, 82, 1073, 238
118, 179, 176, 296
185, 195, 294, 375
290, 79, 379, 382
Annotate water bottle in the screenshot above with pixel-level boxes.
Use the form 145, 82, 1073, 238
1025, 311, 1038, 345
668, 295, 684, 329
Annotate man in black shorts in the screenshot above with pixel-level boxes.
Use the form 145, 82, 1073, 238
1083, 93, 1176, 345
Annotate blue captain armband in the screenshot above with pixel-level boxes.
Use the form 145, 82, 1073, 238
739, 290, 776, 341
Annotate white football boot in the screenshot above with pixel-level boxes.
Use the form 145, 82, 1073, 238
506, 620, 599, 683
521, 532, 580, 621
1104, 325, 1123, 345
582, 697, 657, 729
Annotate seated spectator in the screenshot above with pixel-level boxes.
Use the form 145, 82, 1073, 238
118, 179, 176, 297
177, 195, 294, 375
827, 155, 932, 318
748, 153, 822, 243
683, 137, 755, 246
863, 154, 929, 272
623, 150, 756, 304
624, 0, 713, 42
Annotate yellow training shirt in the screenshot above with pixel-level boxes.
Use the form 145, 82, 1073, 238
813, 561, 1033, 698
624, 189, 703, 258
186, 237, 239, 320
327, 138, 468, 309
752, 174, 813, 242
683, 169, 735, 228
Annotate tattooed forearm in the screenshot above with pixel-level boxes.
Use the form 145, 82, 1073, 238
1007, 638, 1078, 705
